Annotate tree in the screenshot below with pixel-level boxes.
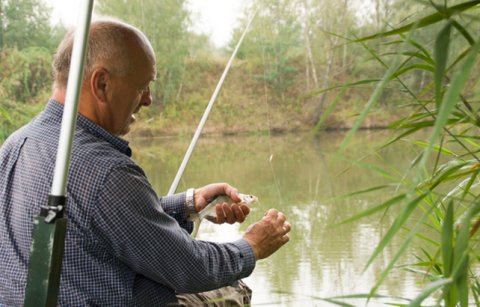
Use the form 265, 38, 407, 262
0, 0, 56, 50
96, 0, 191, 107
231, 0, 303, 102
306, 0, 357, 125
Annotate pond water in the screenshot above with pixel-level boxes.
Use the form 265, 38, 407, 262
129, 130, 431, 306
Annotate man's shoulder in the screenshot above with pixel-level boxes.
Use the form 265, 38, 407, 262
0, 123, 32, 155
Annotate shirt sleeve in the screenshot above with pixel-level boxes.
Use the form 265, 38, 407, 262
91, 163, 256, 293
158, 191, 194, 233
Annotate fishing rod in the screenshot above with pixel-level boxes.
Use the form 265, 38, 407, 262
24, 1, 94, 305
167, 10, 257, 196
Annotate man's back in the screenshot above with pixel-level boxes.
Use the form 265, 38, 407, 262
0, 100, 174, 305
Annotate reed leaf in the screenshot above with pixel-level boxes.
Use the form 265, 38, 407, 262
391, 64, 435, 79
451, 20, 475, 46
404, 38, 432, 61
418, 38, 480, 173
313, 87, 346, 133
402, 51, 434, 65
448, 200, 480, 306
368, 201, 435, 297
411, 141, 456, 156
408, 278, 454, 307
345, 157, 400, 181
338, 66, 397, 153
454, 254, 469, 307
356, 0, 480, 42
301, 79, 379, 99
337, 185, 393, 198
389, 112, 437, 129
460, 170, 479, 201
363, 193, 427, 273
381, 127, 423, 148
442, 202, 454, 279
461, 138, 480, 149
434, 22, 452, 108
335, 194, 406, 226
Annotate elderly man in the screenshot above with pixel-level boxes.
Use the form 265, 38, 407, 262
0, 18, 291, 306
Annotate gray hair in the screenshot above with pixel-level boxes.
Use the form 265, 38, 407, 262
52, 18, 154, 89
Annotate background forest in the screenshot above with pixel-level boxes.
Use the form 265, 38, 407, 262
1, 0, 442, 140
1, 0, 480, 305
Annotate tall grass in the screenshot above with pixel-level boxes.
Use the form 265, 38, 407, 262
317, 1, 480, 305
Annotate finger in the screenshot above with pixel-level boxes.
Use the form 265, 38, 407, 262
239, 203, 250, 217
223, 203, 236, 224
277, 212, 287, 224
233, 204, 246, 223
224, 184, 240, 203
215, 204, 225, 224
264, 208, 278, 219
282, 221, 292, 234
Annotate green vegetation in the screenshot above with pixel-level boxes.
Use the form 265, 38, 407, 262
323, 0, 480, 305
0, 0, 479, 304
0, 0, 411, 142
0, 0, 64, 139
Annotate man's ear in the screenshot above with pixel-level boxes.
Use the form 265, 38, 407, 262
90, 68, 110, 103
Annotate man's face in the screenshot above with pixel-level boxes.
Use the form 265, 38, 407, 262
106, 54, 156, 136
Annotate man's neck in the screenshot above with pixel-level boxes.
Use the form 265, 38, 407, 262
51, 89, 66, 104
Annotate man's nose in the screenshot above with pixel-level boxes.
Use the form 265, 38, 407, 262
141, 91, 152, 106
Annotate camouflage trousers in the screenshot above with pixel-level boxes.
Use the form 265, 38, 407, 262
174, 280, 252, 306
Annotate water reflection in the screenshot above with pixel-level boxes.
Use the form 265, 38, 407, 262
129, 131, 426, 306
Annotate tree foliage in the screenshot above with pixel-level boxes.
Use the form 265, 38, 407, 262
0, 0, 59, 50
96, 0, 191, 107
0, 0, 61, 140
232, 0, 303, 101
0, 47, 52, 102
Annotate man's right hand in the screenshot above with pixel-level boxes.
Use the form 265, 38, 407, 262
242, 209, 291, 260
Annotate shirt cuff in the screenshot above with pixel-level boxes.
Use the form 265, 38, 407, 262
160, 192, 194, 232
231, 239, 256, 278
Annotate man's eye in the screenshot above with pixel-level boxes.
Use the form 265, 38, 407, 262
139, 85, 150, 95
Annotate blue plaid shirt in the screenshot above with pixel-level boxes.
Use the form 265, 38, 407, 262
0, 100, 255, 306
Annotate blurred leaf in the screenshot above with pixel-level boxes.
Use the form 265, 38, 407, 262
356, 0, 480, 42
391, 64, 435, 79
302, 79, 380, 99
402, 51, 434, 65
451, 20, 475, 46
442, 202, 454, 278
419, 39, 480, 171
409, 278, 454, 307
335, 194, 406, 226
363, 193, 428, 272
313, 87, 346, 133
434, 22, 452, 108
411, 141, 456, 156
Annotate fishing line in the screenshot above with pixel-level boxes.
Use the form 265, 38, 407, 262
259, 12, 284, 205
167, 10, 257, 196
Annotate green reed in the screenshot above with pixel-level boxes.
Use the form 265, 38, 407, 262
316, 1, 480, 306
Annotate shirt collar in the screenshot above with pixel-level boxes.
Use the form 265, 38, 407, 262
45, 99, 132, 157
